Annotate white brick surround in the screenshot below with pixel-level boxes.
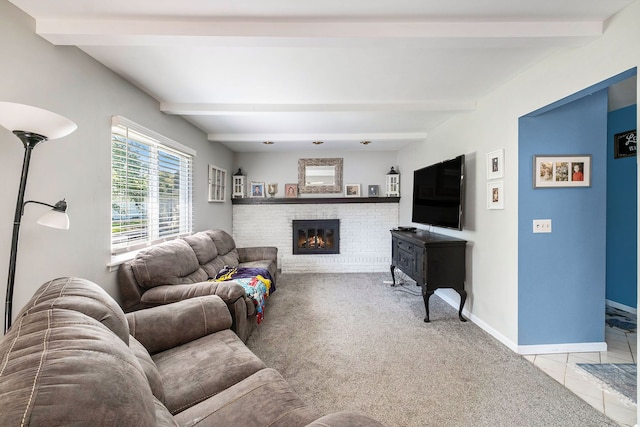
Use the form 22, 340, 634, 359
232, 202, 399, 273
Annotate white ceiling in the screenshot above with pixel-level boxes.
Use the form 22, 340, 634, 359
9, 0, 635, 152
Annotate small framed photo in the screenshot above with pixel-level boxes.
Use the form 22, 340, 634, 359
487, 149, 504, 180
250, 181, 265, 197
368, 185, 379, 197
345, 184, 361, 197
614, 129, 636, 159
285, 183, 298, 198
487, 181, 504, 210
533, 155, 591, 188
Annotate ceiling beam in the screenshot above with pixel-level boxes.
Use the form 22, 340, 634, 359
161, 101, 476, 115
207, 132, 427, 142
36, 18, 602, 46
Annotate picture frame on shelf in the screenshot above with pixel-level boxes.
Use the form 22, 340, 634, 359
533, 155, 591, 188
250, 181, 265, 197
486, 149, 504, 180
345, 184, 360, 197
368, 185, 379, 197
487, 181, 504, 210
285, 183, 298, 198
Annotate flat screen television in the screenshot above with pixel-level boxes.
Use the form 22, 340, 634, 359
412, 154, 465, 230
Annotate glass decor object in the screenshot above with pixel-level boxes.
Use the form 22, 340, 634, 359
386, 166, 400, 197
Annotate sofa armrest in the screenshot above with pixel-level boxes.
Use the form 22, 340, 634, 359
126, 295, 232, 355
237, 246, 277, 263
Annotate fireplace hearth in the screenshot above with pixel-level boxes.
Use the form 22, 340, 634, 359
292, 219, 340, 255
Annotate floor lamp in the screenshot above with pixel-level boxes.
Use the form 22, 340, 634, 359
0, 102, 77, 334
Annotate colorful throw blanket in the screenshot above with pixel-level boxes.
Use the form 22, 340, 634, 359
212, 266, 274, 324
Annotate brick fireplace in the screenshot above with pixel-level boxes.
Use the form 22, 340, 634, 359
292, 219, 340, 255
232, 198, 399, 273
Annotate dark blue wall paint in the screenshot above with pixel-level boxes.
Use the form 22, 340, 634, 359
518, 89, 608, 345
606, 105, 637, 308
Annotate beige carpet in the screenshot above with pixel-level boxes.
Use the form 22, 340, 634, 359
246, 273, 618, 427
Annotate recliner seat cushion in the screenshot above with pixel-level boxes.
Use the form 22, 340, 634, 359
173, 368, 321, 427
152, 329, 266, 414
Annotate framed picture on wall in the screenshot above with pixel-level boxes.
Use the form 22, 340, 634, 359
486, 149, 504, 180
368, 185, 379, 197
487, 181, 504, 209
614, 129, 637, 159
533, 155, 591, 188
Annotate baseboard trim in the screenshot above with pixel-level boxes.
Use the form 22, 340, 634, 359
435, 289, 519, 353
435, 289, 608, 356
606, 299, 637, 315
517, 342, 607, 355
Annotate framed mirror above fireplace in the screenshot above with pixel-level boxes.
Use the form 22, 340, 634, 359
298, 158, 343, 194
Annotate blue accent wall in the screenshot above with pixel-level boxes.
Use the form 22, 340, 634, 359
518, 89, 608, 345
606, 105, 637, 308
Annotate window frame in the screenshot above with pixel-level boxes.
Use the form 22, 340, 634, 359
111, 116, 195, 255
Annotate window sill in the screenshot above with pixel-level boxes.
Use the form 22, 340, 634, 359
108, 250, 142, 272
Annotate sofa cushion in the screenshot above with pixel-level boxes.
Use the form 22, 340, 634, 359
152, 329, 266, 415
14, 277, 130, 345
130, 335, 165, 403
153, 397, 179, 427
206, 229, 236, 256
127, 296, 233, 355
131, 239, 204, 289
0, 308, 157, 426
173, 368, 321, 427
182, 231, 218, 264
140, 281, 246, 307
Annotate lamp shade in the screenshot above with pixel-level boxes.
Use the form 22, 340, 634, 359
36, 209, 70, 230
0, 102, 77, 140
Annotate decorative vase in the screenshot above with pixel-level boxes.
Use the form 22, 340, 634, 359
267, 183, 278, 197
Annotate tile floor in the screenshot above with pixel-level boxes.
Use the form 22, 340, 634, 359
525, 324, 637, 426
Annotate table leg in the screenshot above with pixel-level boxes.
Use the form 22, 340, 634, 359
390, 265, 396, 286
456, 288, 468, 322
422, 285, 434, 323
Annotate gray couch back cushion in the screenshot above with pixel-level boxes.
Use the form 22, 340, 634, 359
0, 308, 157, 426
183, 230, 240, 279
15, 277, 130, 345
131, 239, 206, 289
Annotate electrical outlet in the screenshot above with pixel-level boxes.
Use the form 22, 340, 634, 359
533, 219, 552, 233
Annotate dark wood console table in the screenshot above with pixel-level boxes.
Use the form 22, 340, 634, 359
390, 229, 467, 322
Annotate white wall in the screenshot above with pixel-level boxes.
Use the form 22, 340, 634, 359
0, 1, 235, 317
398, 1, 640, 349
234, 150, 399, 197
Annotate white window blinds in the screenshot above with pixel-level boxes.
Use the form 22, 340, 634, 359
111, 116, 194, 254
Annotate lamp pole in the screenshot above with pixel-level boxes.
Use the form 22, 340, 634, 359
4, 131, 46, 334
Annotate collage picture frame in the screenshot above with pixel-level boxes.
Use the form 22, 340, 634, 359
533, 155, 591, 188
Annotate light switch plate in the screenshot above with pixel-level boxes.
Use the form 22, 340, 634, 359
533, 219, 552, 233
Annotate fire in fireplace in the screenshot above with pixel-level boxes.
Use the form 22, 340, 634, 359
292, 219, 340, 255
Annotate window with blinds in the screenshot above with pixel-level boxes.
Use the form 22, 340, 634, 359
111, 116, 194, 254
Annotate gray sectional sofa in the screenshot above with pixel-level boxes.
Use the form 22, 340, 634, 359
0, 277, 384, 426
118, 229, 277, 342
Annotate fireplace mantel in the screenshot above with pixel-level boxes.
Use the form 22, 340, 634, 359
232, 196, 400, 205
